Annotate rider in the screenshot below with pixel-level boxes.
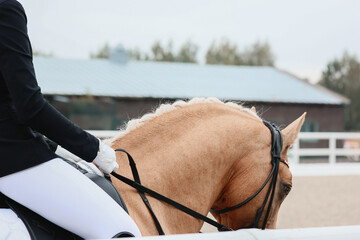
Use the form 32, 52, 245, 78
0, 0, 141, 238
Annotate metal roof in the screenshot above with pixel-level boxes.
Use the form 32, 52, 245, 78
33, 57, 349, 105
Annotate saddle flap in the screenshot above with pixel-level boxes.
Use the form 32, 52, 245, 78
63, 159, 129, 213
85, 173, 129, 214
0, 193, 82, 240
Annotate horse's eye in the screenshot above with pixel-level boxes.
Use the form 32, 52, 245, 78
281, 183, 292, 196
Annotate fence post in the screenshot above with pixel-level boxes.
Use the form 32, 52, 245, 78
291, 138, 300, 164
329, 137, 336, 164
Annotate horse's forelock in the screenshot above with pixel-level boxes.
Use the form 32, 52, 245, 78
105, 97, 260, 144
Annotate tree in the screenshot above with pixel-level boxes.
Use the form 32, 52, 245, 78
206, 39, 242, 65
90, 43, 110, 59
141, 40, 199, 63
90, 40, 198, 63
319, 52, 360, 130
242, 41, 275, 66
127, 48, 143, 61
33, 50, 53, 57
205, 39, 275, 66
151, 41, 175, 62
176, 41, 198, 63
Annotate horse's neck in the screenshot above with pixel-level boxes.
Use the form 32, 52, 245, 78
111, 103, 259, 234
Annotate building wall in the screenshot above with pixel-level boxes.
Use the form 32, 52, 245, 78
243, 102, 346, 150
243, 102, 345, 132
47, 96, 346, 132
109, 98, 346, 132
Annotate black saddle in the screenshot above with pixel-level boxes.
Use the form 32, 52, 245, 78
0, 160, 128, 240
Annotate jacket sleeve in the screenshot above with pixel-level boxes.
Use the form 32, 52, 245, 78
0, 0, 99, 162
42, 133, 58, 152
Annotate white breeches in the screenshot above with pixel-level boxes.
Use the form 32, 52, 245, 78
0, 158, 141, 239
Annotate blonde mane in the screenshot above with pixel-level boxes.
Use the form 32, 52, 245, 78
106, 97, 260, 144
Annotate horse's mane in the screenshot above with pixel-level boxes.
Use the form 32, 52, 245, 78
106, 97, 260, 144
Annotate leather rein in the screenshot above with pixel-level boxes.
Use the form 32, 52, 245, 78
110, 120, 288, 235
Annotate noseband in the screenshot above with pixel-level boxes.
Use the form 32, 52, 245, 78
210, 120, 288, 229
111, 120, 288, 234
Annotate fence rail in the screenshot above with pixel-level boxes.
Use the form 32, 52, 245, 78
87, 130, 118, 139
119, 226, 360, 240
88, 130, 360, 165
289, 132, 360, 164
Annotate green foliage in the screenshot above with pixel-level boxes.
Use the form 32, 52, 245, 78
33, 50, 53, 57
127, 48, 144, 61
90, 43, 110, 59
91, 40, 274, 66
176, 41, 199, 63
243, 41, 275, 66
206, 40, 242, 65
319, 52, 360, 130
126, 40, 199, 63
206, 39, 275, 66
151, 41, 176, 62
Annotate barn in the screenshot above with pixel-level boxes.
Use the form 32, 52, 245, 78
33, 56, 349, 131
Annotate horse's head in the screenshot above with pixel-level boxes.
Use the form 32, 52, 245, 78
109, 99, 306, 235
211, 113, 305, 230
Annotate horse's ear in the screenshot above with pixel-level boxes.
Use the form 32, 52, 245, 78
250, 106, 256, 113
281, 113, 306, 148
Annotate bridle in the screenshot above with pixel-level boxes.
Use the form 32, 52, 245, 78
210, 120, 288, 229
110, 120, 289, 234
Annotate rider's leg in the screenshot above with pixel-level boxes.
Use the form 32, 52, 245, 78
0, 158, 142, 239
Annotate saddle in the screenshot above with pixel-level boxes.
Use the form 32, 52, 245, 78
0, 160, 128, 240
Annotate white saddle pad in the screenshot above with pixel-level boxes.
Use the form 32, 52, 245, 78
76, 160, 104, 176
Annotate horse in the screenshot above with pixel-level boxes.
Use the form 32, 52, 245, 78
105, 97, 306, 236
0, 97, 305, 238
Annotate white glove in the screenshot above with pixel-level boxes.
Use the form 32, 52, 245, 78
93, 140, 119, 174
55, 145, 82, 163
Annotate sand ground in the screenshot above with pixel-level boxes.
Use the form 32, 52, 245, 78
277, 175, 360, 228
201, 175, 360, 232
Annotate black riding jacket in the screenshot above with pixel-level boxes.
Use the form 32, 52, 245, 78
0, 0, 99, 177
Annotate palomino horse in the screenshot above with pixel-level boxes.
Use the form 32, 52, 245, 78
106, 98, 306, 236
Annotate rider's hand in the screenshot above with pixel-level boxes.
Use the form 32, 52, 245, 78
55, 145, 82, 162
93, 139, 119, 174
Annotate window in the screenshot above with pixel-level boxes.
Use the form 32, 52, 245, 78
301, 121, 319, 132
301, 121, 319, 143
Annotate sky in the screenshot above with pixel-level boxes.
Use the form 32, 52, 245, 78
19, 0, 360, 83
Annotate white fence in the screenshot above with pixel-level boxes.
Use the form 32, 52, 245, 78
289, 132, 360, 164
118, 226, 360, 240
89, 130, 360, 165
